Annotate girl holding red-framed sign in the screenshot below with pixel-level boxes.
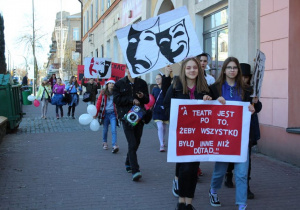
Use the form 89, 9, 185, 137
164, 57, 211, 210
208, 57, 258, 210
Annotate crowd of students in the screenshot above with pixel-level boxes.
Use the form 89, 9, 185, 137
36, 53, 261, 210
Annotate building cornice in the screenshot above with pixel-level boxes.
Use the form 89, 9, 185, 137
82, 0, 121, 41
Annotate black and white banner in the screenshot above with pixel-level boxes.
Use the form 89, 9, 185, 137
84, 57, 112, 79
116, 6, 202, 78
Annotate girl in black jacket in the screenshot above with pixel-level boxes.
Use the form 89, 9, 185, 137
164, 57, 211, 210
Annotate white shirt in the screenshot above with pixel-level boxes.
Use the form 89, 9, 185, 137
205, 74, 215, 86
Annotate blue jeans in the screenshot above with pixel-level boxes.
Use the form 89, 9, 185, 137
210, 150, 249, 205
102, 111, 117, 146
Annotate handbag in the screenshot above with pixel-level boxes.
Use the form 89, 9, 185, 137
63, 85, 74, 103
143, 109, 152, 124
83, 92, 91, 102
63, 93, 72, 103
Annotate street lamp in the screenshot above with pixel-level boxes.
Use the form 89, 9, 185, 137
78, 0, 83, 65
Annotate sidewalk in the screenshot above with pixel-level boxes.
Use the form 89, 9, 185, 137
0, 101, 299, 209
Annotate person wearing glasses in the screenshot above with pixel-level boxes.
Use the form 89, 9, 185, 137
208, 57, 258, 210
224, 63, 262, 200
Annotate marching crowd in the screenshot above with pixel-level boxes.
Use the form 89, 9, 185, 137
33, 53, 261, 210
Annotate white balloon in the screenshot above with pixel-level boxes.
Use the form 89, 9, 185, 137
90, 119, 100, 131
87, 105, 97, 117
27, 95, 35, 102
79, 113, 93, 125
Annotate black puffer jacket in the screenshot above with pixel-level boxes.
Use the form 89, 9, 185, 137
81, 78, 100, 102
113, 76, 149, 119
163, 78, 209, 118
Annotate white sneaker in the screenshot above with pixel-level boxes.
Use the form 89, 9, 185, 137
172, 179, 179, 197
102, 142, 108, 150
112, 145, 119, 153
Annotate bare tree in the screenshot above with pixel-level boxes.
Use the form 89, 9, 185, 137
64, 42, 80, 79
16, 18, 48, 70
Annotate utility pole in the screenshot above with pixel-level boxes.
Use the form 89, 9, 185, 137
7, 49, 10, 73
32, 0, 37, 95
60, 0, 63, 79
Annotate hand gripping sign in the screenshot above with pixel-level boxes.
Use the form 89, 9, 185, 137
167, 99, 251, 163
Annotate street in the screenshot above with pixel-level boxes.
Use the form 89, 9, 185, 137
0, 101, 299, 210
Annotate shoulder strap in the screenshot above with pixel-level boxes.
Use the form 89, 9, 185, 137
153, 90, 162, 109
44, 87, 50, 98
69, 84, 74, 91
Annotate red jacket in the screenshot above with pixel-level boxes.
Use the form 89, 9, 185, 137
95, 91, 118, 120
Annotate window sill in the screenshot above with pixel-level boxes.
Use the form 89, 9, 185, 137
286, 127, 300, 134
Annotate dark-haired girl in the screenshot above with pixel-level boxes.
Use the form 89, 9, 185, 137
208, 57, 257, 210
65, 76, 81, 119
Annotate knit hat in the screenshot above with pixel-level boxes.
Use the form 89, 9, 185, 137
43, 77, 48, 81
240, 63, 251, 76
105, 77, 115, 84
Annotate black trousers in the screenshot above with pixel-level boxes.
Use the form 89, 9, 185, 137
122, 120, 144, 174
56, 105, 63, 115
68, 105, 76, 116
176, 162, 200, 198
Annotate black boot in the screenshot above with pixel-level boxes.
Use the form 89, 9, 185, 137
71, 105, 75, 119
175, 203, 186, 210
224, 172, 234, 188
248, 181, 254, 199
67, 106, 71, 117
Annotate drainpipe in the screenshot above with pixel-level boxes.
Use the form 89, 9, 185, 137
78, 0, 83, 65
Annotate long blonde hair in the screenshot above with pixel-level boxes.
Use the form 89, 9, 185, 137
175, 57, 209, 94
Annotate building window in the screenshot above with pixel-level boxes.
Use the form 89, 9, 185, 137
113, 36, 118, 62
83, 16, 85, 34
96, 48, 98, 57
73, 28, 79, 41
91, 4, 93, 26
96, 0, 99, 19
87, 11, 89, 31
72, 51, 80, 61
203, 7, 228, 79
106, 40, 111, 58
204, 8, 228, 32
91, 51, 93, 57
107, 0, 111, 8
101, 0, 104, 15
101, 45, 104, 57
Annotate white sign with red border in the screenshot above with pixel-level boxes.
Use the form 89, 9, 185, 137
167, 99, 251, 163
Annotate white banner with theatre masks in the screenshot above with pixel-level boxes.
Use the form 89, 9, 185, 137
116, 6, 202, 78
84, 57, 112, 79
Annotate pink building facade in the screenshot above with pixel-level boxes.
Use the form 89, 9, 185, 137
259, 0, 300, 166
